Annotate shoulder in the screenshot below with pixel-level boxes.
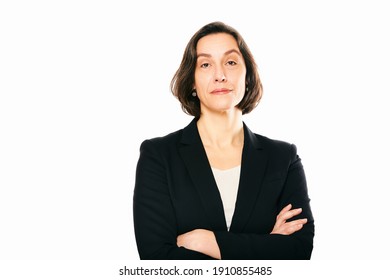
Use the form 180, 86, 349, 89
244, 124, 298, 162
250, 131, 301, 171
139, 118, 198, 152
140, 128, 183, 152
257, 134, 296, 154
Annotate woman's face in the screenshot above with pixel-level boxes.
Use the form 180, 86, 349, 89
194, 33, 246, 115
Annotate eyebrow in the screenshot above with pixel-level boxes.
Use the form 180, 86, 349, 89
197, 49, 242, 59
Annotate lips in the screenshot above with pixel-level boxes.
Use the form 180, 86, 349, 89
210, 88, 232, 95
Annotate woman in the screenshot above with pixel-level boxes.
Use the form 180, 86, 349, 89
133, 21, 314, 260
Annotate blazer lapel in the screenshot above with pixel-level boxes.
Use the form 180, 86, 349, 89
178, 119, 227, 231
229, 123, 268, 232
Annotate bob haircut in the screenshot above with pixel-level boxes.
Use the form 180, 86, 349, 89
170, 21, 263, 118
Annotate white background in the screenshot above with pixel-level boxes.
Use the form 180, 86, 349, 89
1, 0, 389, 262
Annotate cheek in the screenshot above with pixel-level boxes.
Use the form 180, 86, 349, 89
231, 68, 246, 85
234, 76, 246, 101
235, 76, 246, 93
194, 72, 212, 90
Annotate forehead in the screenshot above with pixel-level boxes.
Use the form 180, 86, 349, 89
196, 33, 240, 55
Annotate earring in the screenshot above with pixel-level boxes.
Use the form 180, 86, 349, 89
191, 91, 197, 97
246, 87, 249, 92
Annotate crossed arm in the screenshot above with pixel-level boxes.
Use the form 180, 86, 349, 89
177, 204, 308, 259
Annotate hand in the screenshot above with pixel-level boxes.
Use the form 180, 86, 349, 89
271, 204, 307, 235
177, 229, 221, 259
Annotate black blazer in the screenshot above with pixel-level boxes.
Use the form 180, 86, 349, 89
133, 119, 314, 259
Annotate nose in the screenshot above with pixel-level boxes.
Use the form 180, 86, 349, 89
215, 75, 226, 82
214, 67, 226, 82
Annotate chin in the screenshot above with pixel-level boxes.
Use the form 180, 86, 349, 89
214, 106, 240, 115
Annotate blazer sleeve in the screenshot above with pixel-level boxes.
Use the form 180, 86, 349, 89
133, 140, 214, 260
214, 144, 314, 260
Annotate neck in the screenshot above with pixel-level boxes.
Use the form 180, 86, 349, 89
197, 109, 244, 148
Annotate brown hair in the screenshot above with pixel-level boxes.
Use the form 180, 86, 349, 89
170, 21, 263, 118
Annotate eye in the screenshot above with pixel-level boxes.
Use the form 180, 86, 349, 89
200, 63, 210, 68
226, 60, 237, 66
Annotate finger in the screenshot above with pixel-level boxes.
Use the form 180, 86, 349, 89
285, 223, 304, 235
279, 207, 302, 221
278, 204, 292, 216
274, 205, 291, 227
275, 204, 292, 222
286, 219, 308, 234
274, 209, 303, 231
286, 218, 308, 227
277, 219, 307, 235
274, 205, 295, 228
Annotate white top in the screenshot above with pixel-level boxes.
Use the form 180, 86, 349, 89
211, 165, 241, 231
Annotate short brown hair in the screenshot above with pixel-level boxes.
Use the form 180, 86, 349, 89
170, 21, 263, 118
